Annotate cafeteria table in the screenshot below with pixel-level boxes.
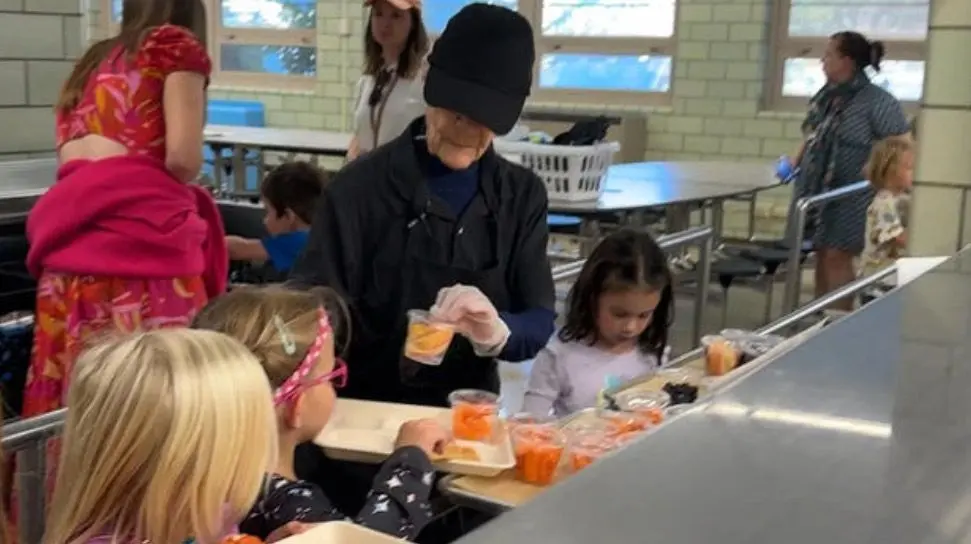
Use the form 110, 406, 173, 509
548, 161, 778, 253
0, 159, 57, 226
453, 249, 969, 544
203, 124, 352, 194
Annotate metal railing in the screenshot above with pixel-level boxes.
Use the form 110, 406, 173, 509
781, 180, 872, 315
659, 262, 897, 372
4, 408, 66, 544
549, 226, 714, 346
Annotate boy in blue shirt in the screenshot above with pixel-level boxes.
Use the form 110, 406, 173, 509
226, 161, 326, 274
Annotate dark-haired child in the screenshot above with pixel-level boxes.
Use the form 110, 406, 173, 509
226, 161, 325, 274
523, 229, 674, 417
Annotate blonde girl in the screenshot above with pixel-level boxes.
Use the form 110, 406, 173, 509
192, 287, 448, 541
44, 329, 276, 544
860, 135, 914, 282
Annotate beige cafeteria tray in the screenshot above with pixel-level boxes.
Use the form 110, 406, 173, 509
315, 398, 515, 477
277, 521, 398, 543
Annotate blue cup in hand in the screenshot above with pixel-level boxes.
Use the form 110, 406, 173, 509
775, 156, 797, 184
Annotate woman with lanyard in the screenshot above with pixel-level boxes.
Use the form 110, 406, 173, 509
781, 31, 908, 310
346, 0, 428, 161
291, 3, 554, 407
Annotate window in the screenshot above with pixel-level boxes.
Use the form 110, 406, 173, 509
767, 0, 927, 110
421, 0, 677, 103
99, 0, 317, 88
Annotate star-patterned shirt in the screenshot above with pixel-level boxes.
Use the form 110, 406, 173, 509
239, 446, 435, 541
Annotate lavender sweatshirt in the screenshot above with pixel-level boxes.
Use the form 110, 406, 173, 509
522, 336, 665, 417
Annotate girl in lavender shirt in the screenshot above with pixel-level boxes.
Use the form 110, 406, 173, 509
523, 229, 674, 417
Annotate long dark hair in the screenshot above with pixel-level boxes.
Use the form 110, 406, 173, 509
363, 6, 428, 79
559, 229, 674, 359
56, 0, 206, 112
832, 31, 885, 73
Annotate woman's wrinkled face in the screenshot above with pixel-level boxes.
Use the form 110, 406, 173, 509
821, 38, 853, 83
370, 0, 412, 53
425, 107, 494, 170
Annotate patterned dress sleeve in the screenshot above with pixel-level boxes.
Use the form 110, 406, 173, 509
137, 24, 212, 78
868, 193, 905, 246
355, 446, 435, 539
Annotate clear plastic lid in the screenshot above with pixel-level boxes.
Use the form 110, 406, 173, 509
657, 366, 706, 385
613, 390, 671, 412
737, 334, 786, 357
448, 389, 500, 406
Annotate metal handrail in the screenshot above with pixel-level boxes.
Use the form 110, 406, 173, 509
3, 408, 66, 544
550, 226, 714, 346
781, 180, 872, 314
661, 262, 898, 371
760, 264, 895, 335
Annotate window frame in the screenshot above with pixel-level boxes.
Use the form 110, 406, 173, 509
425, 0, 677, 105
97, 0, 318, 90
765, 0, 925, 112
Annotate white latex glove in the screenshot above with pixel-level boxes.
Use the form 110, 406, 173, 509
430, 284, 511, 357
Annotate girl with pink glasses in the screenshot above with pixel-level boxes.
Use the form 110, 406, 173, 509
191, 287, 448, 542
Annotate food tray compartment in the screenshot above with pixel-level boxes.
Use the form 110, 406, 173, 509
607, 366, 711, 406
315, 399, 515, 477
278, 521, 400, 543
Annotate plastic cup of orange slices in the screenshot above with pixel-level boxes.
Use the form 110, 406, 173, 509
448, 389, 500, 442
404, 310, 455, 366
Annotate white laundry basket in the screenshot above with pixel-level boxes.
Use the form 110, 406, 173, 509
494, 140, 620, 202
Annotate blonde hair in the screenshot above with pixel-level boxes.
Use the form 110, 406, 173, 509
864, 134, 914, 190
44, 329, 276, 544
191, 286, 349, 387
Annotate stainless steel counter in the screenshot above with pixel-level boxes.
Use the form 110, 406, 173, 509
457, 250, 971, 544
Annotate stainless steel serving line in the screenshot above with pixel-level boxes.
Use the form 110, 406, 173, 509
456, 249, 963, 544
550, 225, 713, 347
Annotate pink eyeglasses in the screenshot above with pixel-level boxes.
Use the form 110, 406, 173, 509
273, 308, 349, 406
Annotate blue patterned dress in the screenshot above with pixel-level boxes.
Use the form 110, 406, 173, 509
793, 78, 909, 254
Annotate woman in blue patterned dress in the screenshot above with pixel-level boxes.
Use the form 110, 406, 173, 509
788, 31, 910, 310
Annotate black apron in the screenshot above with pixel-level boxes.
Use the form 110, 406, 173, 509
347, 168, 512, 408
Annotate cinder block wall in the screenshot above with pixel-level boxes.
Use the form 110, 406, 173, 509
200, 0, 801, 236
82, 0, 803, 236
0, 0, 82, 159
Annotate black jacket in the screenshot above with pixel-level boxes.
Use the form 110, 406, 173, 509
290, 118, 555, 406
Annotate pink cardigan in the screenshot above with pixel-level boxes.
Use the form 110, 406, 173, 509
27, 155, 228, 298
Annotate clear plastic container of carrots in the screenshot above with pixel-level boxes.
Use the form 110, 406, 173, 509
597, 409, 653, 440
448, 389, 499, 442
612, 390, 670, 425
511, 423, 565, 486
566, 428, 617, 473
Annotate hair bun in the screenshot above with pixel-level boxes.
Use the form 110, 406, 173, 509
868, 40, 886, 71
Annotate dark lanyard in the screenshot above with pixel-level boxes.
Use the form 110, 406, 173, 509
368, 71, 399, 149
